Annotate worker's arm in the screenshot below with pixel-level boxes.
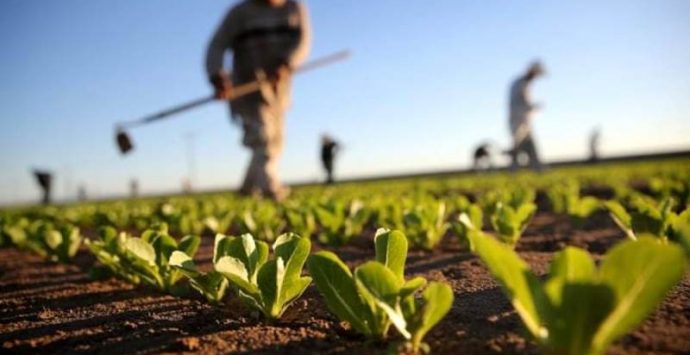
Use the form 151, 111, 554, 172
205, 7, 239, 98
287, 2, 312, 69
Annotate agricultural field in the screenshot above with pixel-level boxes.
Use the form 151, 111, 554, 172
1, 158, 689, 354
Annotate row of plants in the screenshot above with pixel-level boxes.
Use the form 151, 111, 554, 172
5, 215, 686, 355
85, 225, 451, 353
0, 159, 689, 353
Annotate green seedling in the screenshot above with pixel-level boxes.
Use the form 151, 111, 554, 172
451, 204, 483, 251
314, 199, 371, 246
469, 232, 685, 355
490, 202, 536, 248
403, 201, 449, 250
213, 233, 312, 320
308, 229, 452, 352
169, 233, 233, 304
86, 225, 200, 292
604, 197, 677, 242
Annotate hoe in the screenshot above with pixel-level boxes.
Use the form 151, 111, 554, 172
115, 50, 350, 155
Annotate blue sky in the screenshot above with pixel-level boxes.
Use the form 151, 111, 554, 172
1, 0, 689, 205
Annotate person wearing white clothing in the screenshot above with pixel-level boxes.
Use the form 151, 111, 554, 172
508, 61, 545, 171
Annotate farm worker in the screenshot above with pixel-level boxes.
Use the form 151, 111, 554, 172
206, 0, 311, 200
589, 127, 601, 162
320, 134, 340, 184
508, 61, 545, 171
32, 170, 52, 205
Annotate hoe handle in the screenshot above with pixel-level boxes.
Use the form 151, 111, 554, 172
120, 50, 351, 129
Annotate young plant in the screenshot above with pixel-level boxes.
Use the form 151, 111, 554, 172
469, 232, 685, 355
169, 234, 232, 304
213, 233, 312, 320
239, 201, 287, 242
403, 201, 449, 250
450, 204, 483, 251
85, 225, 201, 292
284, 204, 317, 239
604, 197, 676, 242
314, 200, 371, 246
4, 219, 82, 263
39, 223, 83, 263
668, 209, 690, 257
490, 202, 536, 248
307, 229, 453, 352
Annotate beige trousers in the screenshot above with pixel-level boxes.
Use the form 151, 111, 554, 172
239, 104, 285, 197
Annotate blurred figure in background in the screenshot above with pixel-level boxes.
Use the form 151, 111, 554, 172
206, 0, 311, 200
589, 127, 601, 163
130, 179, 139, 198
472, 141, 494, 171
508, 61, 546, 171
32, 170, 52, 205
77, 185, 87, 201
321, 134, 340, 184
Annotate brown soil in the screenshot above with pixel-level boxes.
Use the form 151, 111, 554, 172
1, 211, 689, 354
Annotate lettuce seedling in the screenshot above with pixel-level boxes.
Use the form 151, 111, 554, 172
308, 229, 453, 351
469, 232, 685, 355
169, 234, 231, 304
285, 204, 317, 239
41, 223, 83, 263
239, 202, 286, 242
315, 200, 371, 246
213, 233, 312, 320
451, 205, 483, 251
604, 197, 677, 242
5, 220, 82, 263
403, 201, 449, 250
490, 202, 536, 248
86, 225, 200, 292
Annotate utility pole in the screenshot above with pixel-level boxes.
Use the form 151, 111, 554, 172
184, 132, 197, 193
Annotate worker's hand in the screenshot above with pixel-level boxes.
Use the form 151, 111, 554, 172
270, 62, 292, 82
210, 73, 232, 100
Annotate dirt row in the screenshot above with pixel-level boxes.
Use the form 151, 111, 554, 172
1, 211, 689, 354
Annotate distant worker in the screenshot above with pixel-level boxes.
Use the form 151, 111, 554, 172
32, 170, 52, 205
589, 127, 601, 162
508, 61, 546, 171
472, 142, 493, 171
206, 0, 311, 200
78, 185, 87, 201
130, 179, 139, 198
321, 134, 340, 184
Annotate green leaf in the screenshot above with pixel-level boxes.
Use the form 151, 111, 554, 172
374, 229, 408, 281
215, 256, 260, 297
125, 238, 156, 267
150, 233, 177, 265
407, 282, 454, 352
179, 235, 201, 257
354, 261, 403, 338
307, 252, 372, 336
400, 276, 427, 300
469, 231, 549, 340
546, 283, 614, 355
604, 201, 636, 240
592, 238, 685, 354
44, 230, 62, 250
169, 250, 200, 277
273, 233, 311, 282
544, 247, 597, 306
257, 258, 285, 318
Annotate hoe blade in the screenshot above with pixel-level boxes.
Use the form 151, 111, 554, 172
116, 129, 133, 155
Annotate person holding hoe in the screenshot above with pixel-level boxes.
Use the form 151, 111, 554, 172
507, 61, 546, 171
206, 0, 311, 200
